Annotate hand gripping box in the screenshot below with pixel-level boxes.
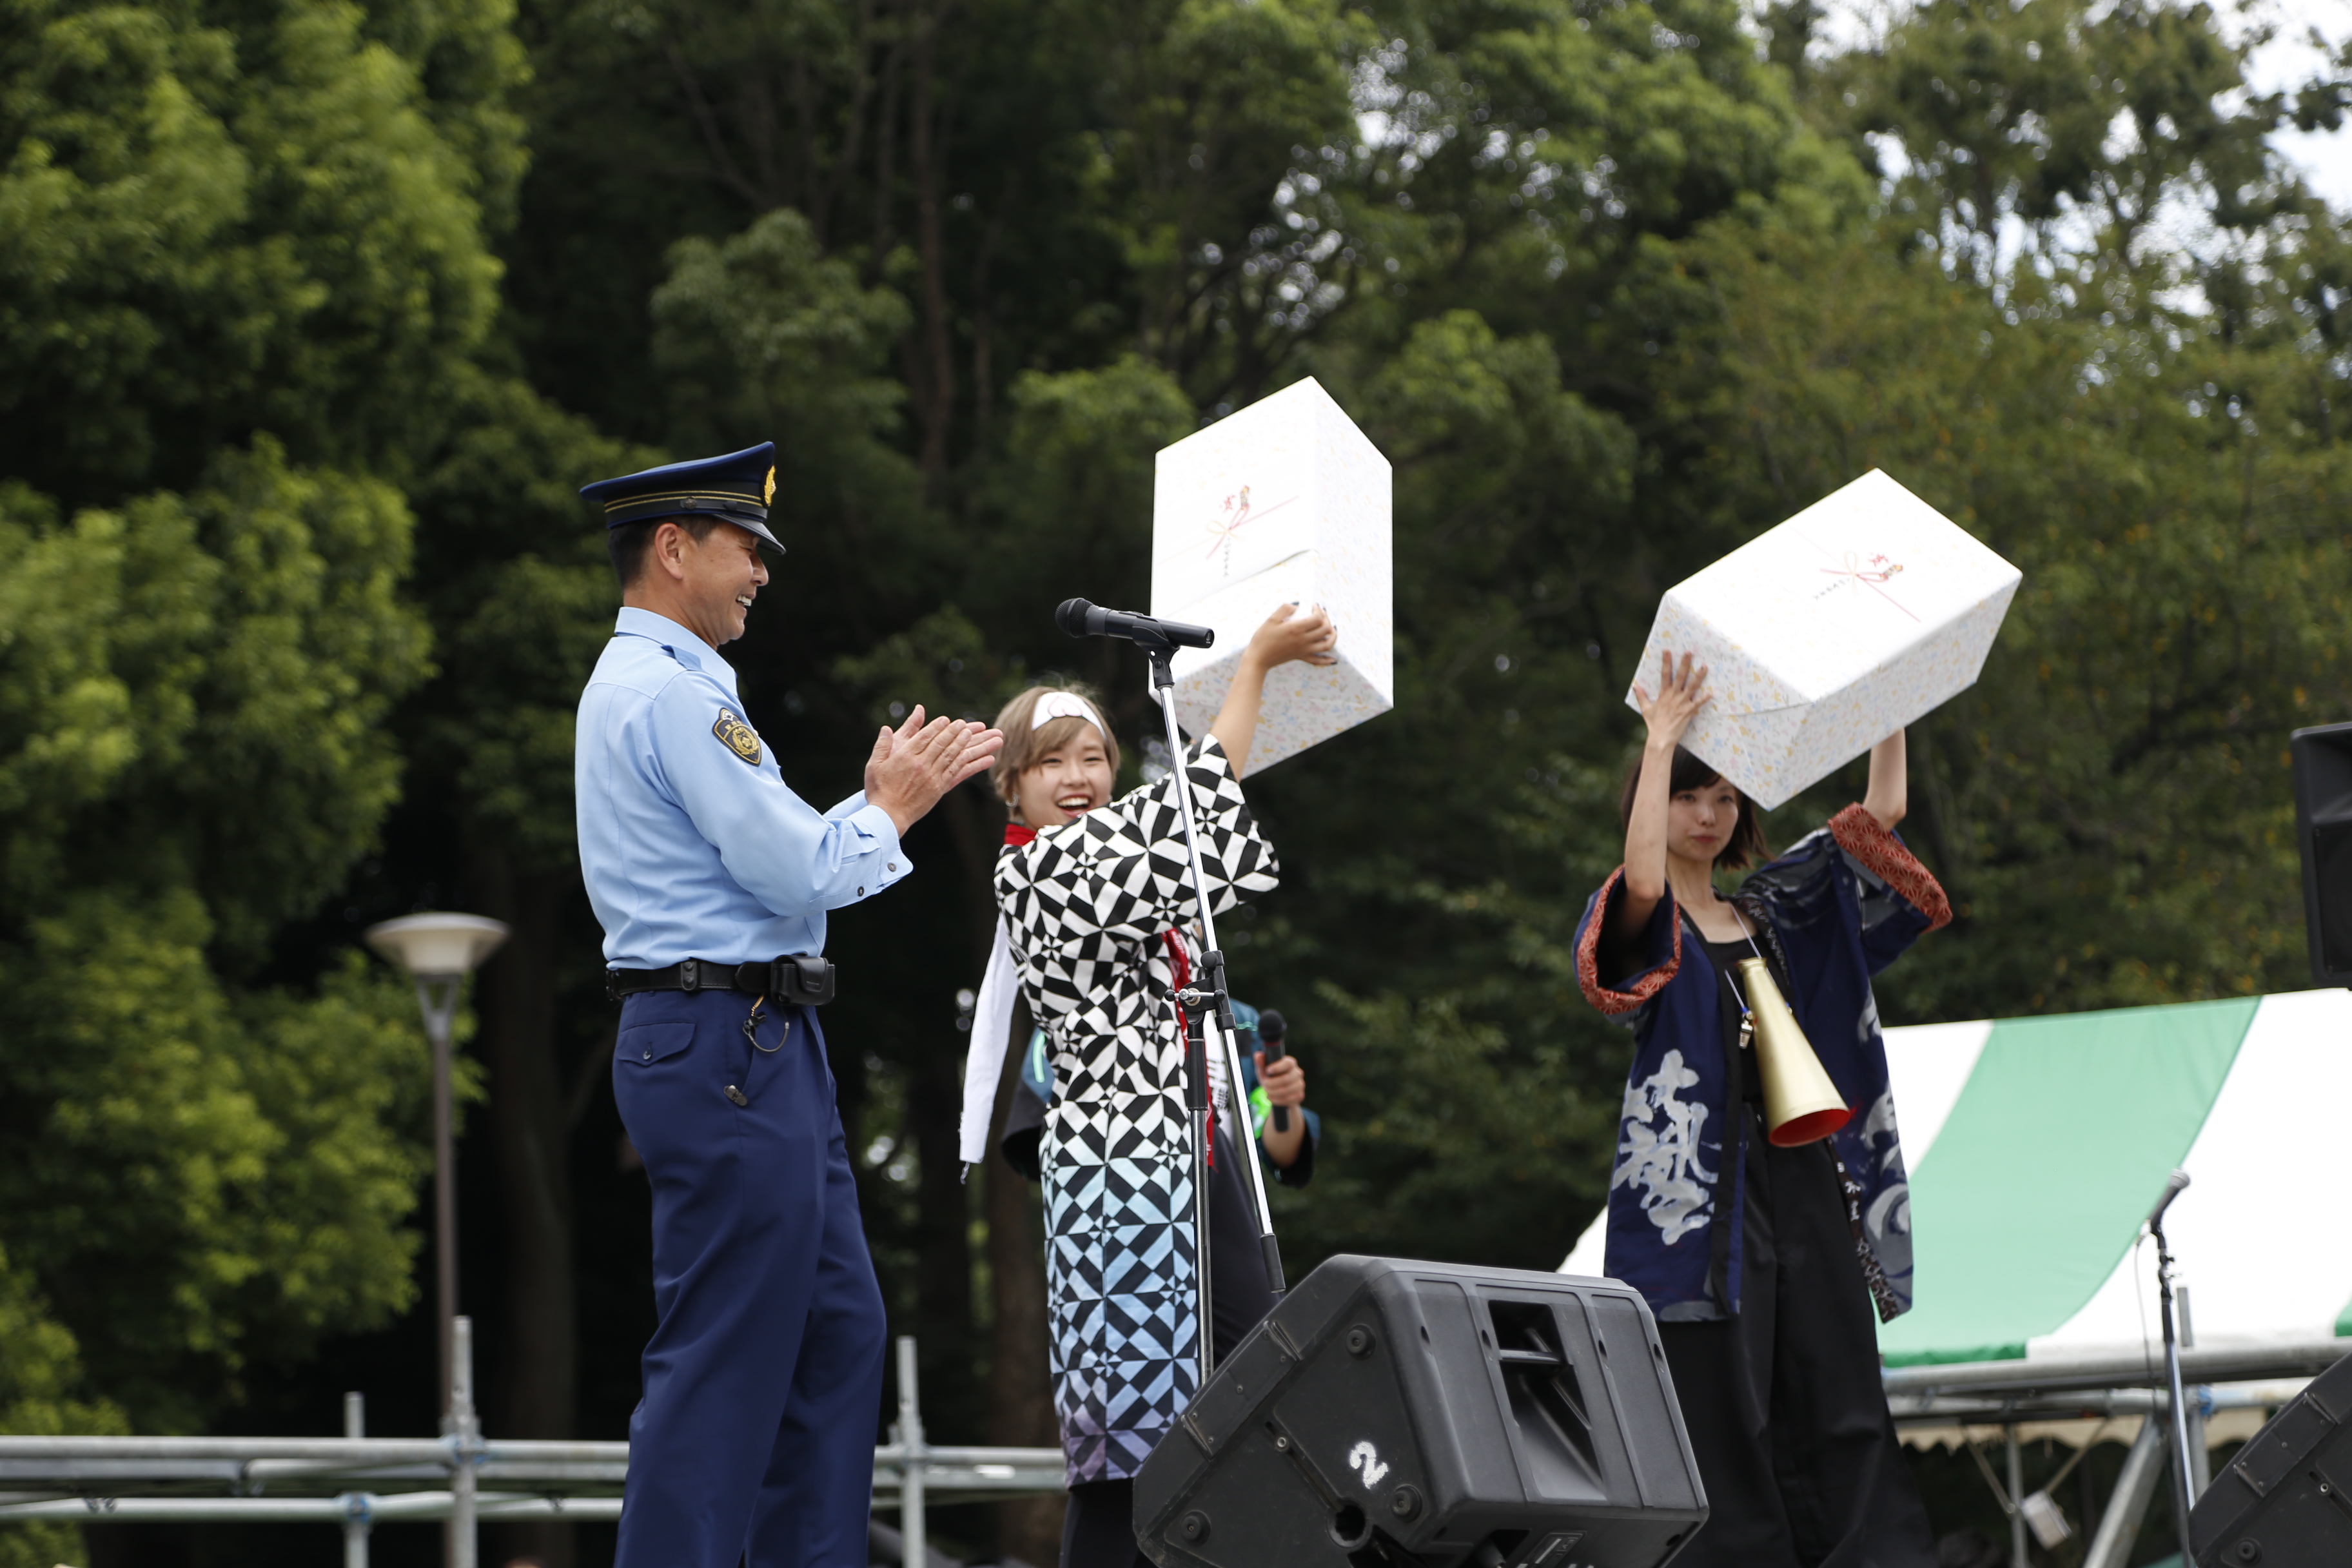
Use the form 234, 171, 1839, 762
1628, 469, 2022, 810
1150, 378, 1393, 771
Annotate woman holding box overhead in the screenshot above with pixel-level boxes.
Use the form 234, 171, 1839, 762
960, 603, 1335, 1568
1575, 651, 1950, 1568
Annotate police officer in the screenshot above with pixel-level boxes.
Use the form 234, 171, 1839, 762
574, 443, 1002, 1568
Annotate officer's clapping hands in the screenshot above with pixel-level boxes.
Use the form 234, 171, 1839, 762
867, 706, 1004, 833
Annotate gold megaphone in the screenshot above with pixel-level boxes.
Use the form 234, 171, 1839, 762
1731, 957, 1852, 1147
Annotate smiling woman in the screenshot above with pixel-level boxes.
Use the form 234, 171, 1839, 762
965, 603, 1332, 1568
992, 686, 1122, 828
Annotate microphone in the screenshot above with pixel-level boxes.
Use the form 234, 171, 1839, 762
2144, 1168, 2190, 1231
1257, 1009, 1290, 1133
1055, 598, 1215, 651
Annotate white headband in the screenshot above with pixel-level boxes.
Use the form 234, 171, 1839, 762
1030, 691, 1106, 739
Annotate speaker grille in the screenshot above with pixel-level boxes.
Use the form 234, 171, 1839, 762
1486, 1300, 1601, 1491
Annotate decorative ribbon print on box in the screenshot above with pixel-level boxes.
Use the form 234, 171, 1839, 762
1150, 377, 1394, 770
1629, 469, 2023, 810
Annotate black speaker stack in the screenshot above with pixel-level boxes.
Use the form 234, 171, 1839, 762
1133, 1255, 1706, 1568
2188, 1345, 2352, 1563
2291, 721, 2352, 988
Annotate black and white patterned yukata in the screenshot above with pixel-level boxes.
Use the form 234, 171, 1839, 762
994, 735, 1279, 1486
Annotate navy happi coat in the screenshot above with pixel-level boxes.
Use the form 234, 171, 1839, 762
1573, 805, 1951, 1322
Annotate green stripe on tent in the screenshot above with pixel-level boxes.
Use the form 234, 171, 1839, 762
1877, 997, 2258, 1366
2338, 1292, 2352, 1337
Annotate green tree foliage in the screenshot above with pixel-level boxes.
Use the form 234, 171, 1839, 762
0, 1242, 121, 1568
0, 0, 524, 504
404, 372, 655, 870
0, 10, 519, 1553
0, 449, 440, 1430
652, 208, 924, 545
1818, 0, 2346, 275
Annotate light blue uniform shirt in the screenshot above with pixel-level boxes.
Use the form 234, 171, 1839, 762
576, 607, 910, 967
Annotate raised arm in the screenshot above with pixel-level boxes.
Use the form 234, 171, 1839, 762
1864, 729, 1907, 831
1208, 603, 1337, 779
1618, 651, 1712, 936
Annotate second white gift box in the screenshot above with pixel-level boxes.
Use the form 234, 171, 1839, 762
1627, 469, 2022, 809
1150, 378, 1393, 770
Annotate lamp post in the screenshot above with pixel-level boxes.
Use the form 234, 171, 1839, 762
363, 914, 508, 1435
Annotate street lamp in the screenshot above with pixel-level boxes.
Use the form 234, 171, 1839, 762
364, 913, 508, 1428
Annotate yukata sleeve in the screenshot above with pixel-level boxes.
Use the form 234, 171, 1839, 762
994, 849, 1081, 1014
995, 835, 1125, 1034
1084, 735, 1280, 941
1574, 869, 1683, 1024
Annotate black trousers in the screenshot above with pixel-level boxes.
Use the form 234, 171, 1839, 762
1658, 1107, 1937, 1568
1064, 1126, 1274, 1568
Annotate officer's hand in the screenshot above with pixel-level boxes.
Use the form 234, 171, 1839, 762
868, 707, 1004, 833
954, 723, 1006, 784
1254, 1048, 1306, 1108
864, 708, 917, 799
865, 706, 1002, 798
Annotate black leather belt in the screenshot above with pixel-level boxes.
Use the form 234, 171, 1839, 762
607, 956, 836, 1005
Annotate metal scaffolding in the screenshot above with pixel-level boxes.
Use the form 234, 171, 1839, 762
1880, 1334, 2346, 1566
9, 1315, 2333, 1566
0, 1322, 1063, 1566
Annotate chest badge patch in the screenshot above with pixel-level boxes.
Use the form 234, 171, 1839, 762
713, 709, 763, 767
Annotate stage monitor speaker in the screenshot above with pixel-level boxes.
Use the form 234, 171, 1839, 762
2291, 722, 2352, 987
2188, 1344, 2352, 1564
1133, 1256, 1706, 1568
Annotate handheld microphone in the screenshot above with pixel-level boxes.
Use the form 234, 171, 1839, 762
1055, 597, 1215, 651
1257, 1008, 1290, 1133
2144, 1168, 2190, 1231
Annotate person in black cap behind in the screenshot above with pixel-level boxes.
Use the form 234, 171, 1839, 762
574, 443, 1003, 1568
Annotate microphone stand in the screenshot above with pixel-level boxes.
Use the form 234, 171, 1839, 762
2148, 1172, 2197, 1565
1137, 632, 1287, 1394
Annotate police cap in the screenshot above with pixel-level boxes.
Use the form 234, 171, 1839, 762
580, 442, 784, 553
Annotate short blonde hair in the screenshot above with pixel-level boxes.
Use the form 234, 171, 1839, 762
990, 685, 1120, 819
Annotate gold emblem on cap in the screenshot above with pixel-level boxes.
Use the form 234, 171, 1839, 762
712, 708, 763, 767
762, 466, 776, 505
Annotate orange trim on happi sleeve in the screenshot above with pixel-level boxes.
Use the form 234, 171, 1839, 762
1827, 804, 1953, 931
1576, 867, 1684, 1016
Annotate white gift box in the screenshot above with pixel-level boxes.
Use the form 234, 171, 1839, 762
1627, 469, 2022, 810
1149, 378, 1393, 770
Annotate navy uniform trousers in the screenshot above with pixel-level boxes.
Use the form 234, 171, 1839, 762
611, 989, 887, 1568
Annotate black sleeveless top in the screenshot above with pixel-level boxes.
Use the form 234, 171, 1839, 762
1697, 927, 1776, 1105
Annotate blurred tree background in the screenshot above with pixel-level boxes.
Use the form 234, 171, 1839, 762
3, 0, 2349, 1563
